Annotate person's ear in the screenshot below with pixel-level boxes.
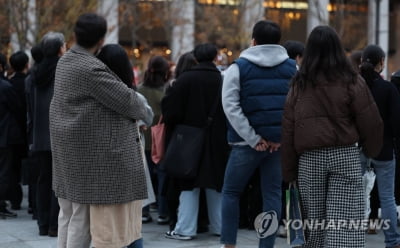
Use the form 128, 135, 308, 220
295, 55, 303, 66
380, 58, 385, 71
98, 38, 105, 48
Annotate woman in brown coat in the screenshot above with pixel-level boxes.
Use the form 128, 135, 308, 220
281, 26, 383, 248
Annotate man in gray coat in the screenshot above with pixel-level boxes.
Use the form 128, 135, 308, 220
50, 13, 148, 247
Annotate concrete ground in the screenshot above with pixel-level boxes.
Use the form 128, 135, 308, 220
0, 186, 387, 248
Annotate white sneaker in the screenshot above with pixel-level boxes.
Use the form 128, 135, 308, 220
165, 230, 193, 240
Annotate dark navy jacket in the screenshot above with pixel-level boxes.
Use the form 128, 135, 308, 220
227, 57, 296, 143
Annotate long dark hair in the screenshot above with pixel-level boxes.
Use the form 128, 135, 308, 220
97, 44, 134, 89
292, 26, 357, 90
175, 52, 198, 79
143, 56, 169, 88
360, 45, 385, 86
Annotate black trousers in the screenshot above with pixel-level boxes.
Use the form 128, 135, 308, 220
166, 178, 180, 231
0, 147, 13, 202
7, 145, 24, 208
36, 151, 59, 232
28, 154, 40, 216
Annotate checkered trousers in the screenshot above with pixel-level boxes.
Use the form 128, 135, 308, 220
298, 145, 365, 248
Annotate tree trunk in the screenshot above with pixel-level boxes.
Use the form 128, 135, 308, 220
171, 0, 195, 63
307, 0, 329, 35
368, 0, 389, 78
240, 0, 264, 49
98, 0, 119, 44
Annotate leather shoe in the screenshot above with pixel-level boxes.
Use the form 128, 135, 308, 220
48, 229, 58, 237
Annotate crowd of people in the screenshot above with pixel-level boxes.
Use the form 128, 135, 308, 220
1, 12, 400, 248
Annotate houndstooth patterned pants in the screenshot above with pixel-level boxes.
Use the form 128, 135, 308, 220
298, 145, 365, 248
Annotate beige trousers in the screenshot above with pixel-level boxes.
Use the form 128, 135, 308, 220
58, 198, 91, 248
90, 200, 142, 248
58, 198, 142, 248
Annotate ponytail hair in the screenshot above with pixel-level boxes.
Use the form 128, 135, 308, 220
360, 45, 385, 86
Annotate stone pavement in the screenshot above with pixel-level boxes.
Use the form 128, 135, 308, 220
0, 186, 387, 248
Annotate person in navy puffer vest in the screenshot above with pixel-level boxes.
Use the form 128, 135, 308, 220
220, 20, 296, 248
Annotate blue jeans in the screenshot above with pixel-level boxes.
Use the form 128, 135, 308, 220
143, 151, 168, 217
221, 145, 282, 248
127, 238, 143, 248
361, 153, 400, 248
174, 188, 221, 236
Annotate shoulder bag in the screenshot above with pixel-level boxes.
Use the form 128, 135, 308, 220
162, 94, 220, 179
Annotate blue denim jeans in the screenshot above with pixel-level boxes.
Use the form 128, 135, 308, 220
127, 238, 143, 248
361, 153, 400, 248
221, 145, 282, 248
143, 151, 168, 217
174, 188, 222, 236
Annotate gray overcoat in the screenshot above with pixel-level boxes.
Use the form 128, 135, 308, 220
50, 45, 147, 204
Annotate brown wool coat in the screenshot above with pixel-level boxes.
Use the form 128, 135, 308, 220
50, 45, 148, 204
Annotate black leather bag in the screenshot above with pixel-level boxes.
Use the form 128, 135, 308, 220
162, 124, 206, 179
162, 91, 220, 180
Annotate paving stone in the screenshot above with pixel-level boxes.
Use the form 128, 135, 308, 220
0, 186, 389, 247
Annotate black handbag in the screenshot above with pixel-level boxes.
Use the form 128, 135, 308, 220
163, 124, 206, 179
162, 93, 219, 179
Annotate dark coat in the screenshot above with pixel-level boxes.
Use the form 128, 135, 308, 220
162, 62, 230, 192
0, 78, 24, 147
367, 71, 400, 161
9, 72, 27, 147
25, 72, 34, 147
30, 57, 58, 151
